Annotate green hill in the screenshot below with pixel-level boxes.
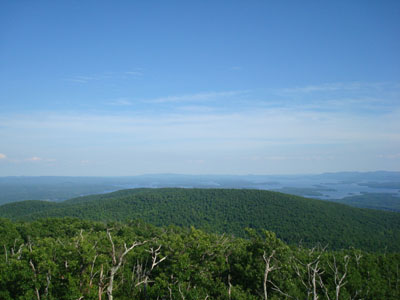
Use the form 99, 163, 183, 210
1, 188, 400, 251
0, 200, 58, 219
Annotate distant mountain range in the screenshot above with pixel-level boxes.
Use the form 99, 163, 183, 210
1, 171, 399, 211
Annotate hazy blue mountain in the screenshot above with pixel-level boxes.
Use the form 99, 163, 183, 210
1, 172, 399, 211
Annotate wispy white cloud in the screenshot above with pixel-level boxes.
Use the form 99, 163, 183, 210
27, 156, 42, 161
143, 91, 245, 104
377, 153, 400, 159
0, 153, 6, 159
176, 105, 216, 113
187, 159, 205, 164
65, 75, 106, 83
107, 91, 241, 107
125, 71, 143, 76
2, 106, 399, 147
0, 108, 399, 174
3, 156, 56, 163
1, 82, 399, 174
278, 81, 392, 94
65, 70, 143, 83
107, 98, 133, 106
247, 154, 336, 161
279, 82, 362, 93
268, 81, 400, 114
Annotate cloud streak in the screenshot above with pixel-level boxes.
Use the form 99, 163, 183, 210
125, 71, 143, 76
268, 81, 400, 115
28, 156, 42, 161
278, 81, 394, 94
1, 107, 399, 175
1, 82, 399, 174
107, 98, 134, 106
65, 75, 106, 83
65, 70, 143, 84
143, 91, 245, 104
1, 106, 399, 147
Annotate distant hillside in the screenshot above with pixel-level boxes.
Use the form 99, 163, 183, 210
0, 200, 57, 219
2, 171, 400, 207
328, 193, 400, 212
1, 188, 400, 252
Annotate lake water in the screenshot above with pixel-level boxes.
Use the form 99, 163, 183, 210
253, 179, 400, 199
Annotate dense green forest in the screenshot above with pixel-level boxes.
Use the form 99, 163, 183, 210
1, 188, 400, 252
0, 218, 399, 299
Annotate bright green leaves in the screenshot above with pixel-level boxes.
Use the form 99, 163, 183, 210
0, 218, 400, 299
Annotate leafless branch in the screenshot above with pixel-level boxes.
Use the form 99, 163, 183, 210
263, 250, 278, 300
105, 229, 147, 300
3, 245, 7, 263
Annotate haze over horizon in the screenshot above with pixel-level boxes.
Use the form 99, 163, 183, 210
1, 1, 399, 176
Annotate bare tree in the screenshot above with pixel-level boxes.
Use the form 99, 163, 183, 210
135, 244, 167, 296
3, 245, 7, 263
354, 252, 362, 267
44, 269, 51, 298
29, 259, 41, 300
4, 239, 25, 262
310, 260, 323, 300
178, 282, 186, 300
89, 254, 98, 288
293, 247, 326, 300
225, 251, 232, 300
263, 250, 278, 300
106, 229, 147, 300
328, 255, 350, 300
98, 264, 105, 300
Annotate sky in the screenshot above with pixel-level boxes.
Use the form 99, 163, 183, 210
0, 0, 399, 176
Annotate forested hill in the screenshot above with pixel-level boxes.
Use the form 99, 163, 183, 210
1, 188, 400, 252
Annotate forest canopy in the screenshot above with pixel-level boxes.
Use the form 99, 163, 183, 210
1, 188, 400, 252
1, 218, 399, 300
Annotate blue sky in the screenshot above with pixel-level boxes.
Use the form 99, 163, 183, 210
0, 0, 399, 176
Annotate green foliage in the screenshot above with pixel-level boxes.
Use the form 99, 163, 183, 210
0, 200, 57, 219
0, 218, 399, 299
1, 188, 400, 251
